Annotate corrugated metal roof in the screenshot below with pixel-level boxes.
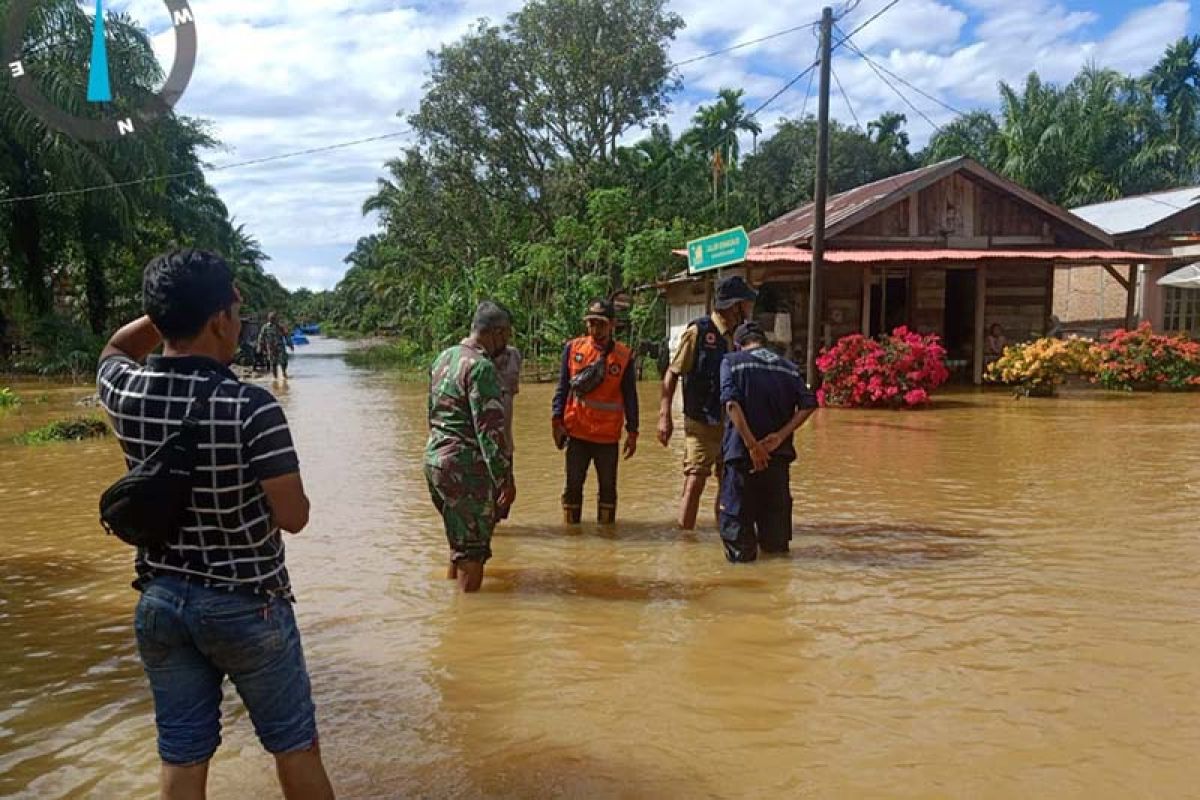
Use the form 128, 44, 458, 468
1071, 187, 1200, 236
748, 157, 1115, 249
748, 160, 953, 248
670, 247, 1165, 265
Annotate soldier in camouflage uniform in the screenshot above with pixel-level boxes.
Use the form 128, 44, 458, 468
425, 302, 515, 592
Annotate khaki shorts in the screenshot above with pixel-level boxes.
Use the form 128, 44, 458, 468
683, 418, 723, 477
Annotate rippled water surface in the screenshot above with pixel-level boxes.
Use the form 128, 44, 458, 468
2, 338, 1199, 799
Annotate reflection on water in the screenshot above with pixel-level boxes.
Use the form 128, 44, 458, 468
2, 338, 1200, 798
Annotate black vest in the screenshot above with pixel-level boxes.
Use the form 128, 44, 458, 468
682, 316, 728, 425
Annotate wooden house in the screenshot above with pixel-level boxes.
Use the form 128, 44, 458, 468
659, 157, 1164, 383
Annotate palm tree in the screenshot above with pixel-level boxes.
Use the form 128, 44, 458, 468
683, 88, 763, 207
868, 112, 911, 158
1148, 35, 1200, 179
1150, 37, 1200, 140
0, 0, 172, 315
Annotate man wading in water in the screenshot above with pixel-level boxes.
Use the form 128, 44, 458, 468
258, 310, 294, 381
718, 321, 818, 562
657, 276, 757, 529
552, 299, 639, 524
425, 302, 515, 592
97, 249, 335, 800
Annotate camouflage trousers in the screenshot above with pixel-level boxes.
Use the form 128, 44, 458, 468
424, 463, 496, 564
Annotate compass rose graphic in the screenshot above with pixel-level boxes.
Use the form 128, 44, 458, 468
3, 0, 198, 141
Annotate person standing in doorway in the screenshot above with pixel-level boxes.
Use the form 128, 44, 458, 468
96, 249, 335, 800
425, 302, 515, 592
258, 311, 294, 381
656, 276, 758, 529
552, 299, 639, 524
491, 334, 522, 521
718, 321, 819, 563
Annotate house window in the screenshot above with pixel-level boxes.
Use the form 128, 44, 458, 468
1163, 287, 1200, 334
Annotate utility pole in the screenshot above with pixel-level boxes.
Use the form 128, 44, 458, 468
806, 6, 833, 386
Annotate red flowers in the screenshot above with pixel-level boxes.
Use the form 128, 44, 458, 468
1092, 322, 1200, 391
817, 327, 950, 408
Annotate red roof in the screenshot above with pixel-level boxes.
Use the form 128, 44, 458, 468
670, 247, 1168, 265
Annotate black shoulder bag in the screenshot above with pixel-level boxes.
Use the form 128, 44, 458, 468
569, 339, 616, 398
99, 374, 222, 549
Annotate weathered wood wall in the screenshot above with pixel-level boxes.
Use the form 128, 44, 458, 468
911, 267, 947, 334
984, 263, 1050, 340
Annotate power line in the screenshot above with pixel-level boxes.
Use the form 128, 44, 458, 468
831, 65, 862, 129
836, 24, 943, 133
749, 59, 821, 119
670, 22, 818, 69
0, 131, 412, 206
838, 34, 968, 118
835, 0, 903, 46
638, 0, 903, 199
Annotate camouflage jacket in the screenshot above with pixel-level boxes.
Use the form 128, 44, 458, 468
425, 341, 512, 488
257, 323, 291, 357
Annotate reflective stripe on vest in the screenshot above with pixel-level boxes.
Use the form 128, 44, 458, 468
563, 337, 631, 443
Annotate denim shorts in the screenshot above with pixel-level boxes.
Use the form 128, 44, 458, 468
134, 574, 318, 765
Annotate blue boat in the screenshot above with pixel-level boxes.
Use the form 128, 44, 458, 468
291, 329, 310, 346
300, 324, 321, 335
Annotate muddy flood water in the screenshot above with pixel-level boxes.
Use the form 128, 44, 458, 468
2, 336, 1199, 799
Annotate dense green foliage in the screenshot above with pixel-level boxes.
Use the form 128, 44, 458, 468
315, 0, 1200, 364
926, 42, 1200, 206
5, 0, 1200, 375
0, 0, 283, 373
15, 414, 109, 444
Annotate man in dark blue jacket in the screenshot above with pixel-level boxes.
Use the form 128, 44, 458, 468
718, 321, 819, 563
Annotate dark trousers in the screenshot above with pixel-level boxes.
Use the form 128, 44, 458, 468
562, 437, 619, 513
719, 458, 793, 563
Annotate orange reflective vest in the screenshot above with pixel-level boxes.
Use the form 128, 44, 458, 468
563, 337, 633, 444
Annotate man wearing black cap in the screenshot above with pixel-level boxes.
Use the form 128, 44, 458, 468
717, 321, 819, 563
552, 299, 639, 524
656, 275, 757, 529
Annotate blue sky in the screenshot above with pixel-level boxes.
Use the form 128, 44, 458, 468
105, 0, 1196, 290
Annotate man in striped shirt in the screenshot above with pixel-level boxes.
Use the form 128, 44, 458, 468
97, 249, 334, 799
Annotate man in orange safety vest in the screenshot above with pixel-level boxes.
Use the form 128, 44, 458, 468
551, 299, 639, 524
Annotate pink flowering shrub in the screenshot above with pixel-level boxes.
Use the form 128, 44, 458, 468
1091, 322, 1200, 391
816, 327, 950, 408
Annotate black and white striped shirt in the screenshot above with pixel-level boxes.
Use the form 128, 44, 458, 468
98, 355, 300, 599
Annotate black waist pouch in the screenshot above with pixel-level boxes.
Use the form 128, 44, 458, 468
100, 375, 221, 549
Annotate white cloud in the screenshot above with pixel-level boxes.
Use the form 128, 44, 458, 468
102, 0, 1193, 290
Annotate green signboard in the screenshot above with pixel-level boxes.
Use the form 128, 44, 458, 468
687, 226, 749, 274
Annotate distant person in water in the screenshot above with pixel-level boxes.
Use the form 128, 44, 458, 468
258, 311, 294, 380
490, 330, 522, 521
425, 301, 515, 592
718, 322, 818, 563
96, 249, 334, 800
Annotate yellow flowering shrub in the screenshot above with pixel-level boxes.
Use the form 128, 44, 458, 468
986, 337, 1097, 396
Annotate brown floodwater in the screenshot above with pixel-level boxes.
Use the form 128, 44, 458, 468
2, 337, 1199, 799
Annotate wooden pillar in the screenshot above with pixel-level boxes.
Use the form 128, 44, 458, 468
880, 268, 889, 336
861, 266, 872, 335
1044, 263, 1056, 336
1125, 264, 1138, 329
974, 264, 988, 385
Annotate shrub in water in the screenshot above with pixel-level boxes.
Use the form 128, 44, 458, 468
1091, 323, 1200, 391
0, 388, 19, 409
17, 416, 110, 445
986, 337, 1097, 397
817, 327, 950, 409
